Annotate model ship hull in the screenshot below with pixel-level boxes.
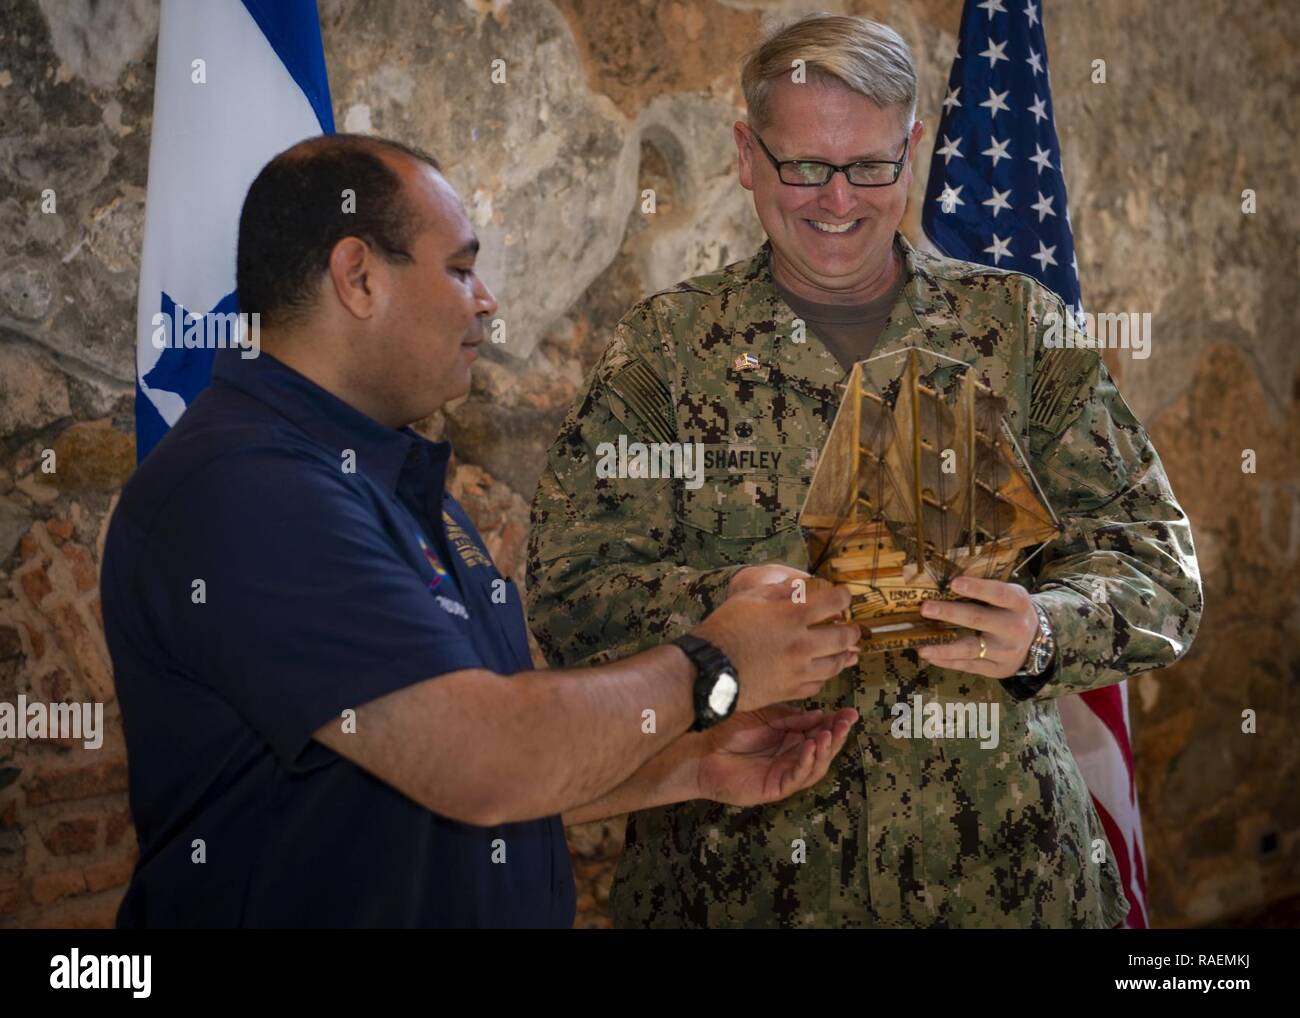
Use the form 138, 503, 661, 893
800, 348, 1063, 654
805, 520, 1047, 652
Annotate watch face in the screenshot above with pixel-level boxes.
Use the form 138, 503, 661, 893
709, 671, 739, 716
1021, 639, 1050, 676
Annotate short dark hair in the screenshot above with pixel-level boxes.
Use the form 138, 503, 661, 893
236, 133, 442, 328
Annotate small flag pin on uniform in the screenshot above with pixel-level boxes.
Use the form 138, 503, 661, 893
733, 352, 761, 372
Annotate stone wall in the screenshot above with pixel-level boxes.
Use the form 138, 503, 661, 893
0, 0, 1295, 928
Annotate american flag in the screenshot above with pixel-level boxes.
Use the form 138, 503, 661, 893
921, 0, 1149, 928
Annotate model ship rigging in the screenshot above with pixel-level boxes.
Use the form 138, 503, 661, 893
799, 347, 1064, 653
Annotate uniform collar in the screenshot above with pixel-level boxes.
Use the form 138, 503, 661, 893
730, 233, 970, 406
211, 347, 449, 494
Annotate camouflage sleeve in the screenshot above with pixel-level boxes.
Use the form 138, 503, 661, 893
1012, 289, 1203, 700
525, 302, 744, 669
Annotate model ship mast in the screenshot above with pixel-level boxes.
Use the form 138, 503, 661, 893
800, 348, 1063, 653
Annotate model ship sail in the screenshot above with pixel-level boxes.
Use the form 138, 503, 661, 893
800, 347, 1063, 653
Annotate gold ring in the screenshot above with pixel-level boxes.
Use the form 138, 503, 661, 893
977, 635, 988, 659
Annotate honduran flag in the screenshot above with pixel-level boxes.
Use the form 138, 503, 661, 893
922, 0, 1149, 927
134, 0, 334, 460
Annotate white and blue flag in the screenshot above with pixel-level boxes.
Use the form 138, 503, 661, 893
134, 0, 334, 460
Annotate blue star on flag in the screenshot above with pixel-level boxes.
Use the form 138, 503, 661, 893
136, 289, 238, 455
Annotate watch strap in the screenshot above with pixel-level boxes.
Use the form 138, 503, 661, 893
1013, 601, 1056, 679
670, 634, 738, 731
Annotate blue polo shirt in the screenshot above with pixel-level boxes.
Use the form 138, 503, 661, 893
101, 348, 576, 928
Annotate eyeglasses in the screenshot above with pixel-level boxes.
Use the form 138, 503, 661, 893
750, 131, 909, 187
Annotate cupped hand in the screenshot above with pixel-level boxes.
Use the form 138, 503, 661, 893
695, 705, 860, 807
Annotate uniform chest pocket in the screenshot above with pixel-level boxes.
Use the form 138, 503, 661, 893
676, 455, 811, 566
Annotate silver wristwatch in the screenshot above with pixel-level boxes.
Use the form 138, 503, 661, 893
1015, 601, 1056, 677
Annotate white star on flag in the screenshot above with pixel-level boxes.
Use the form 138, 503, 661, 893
1072, 251, 1080, 279
1028, 94, 1048, 123
1031, 240, 1058, 271
980, 87, 1010, 119
938, 184, 965, 213
942, 86, 962, 112
1027, 48, 1044, 75
977, 0, 1007, 17
1029, 142, 1054, 173
936, 135, 964, 164
1024, 1, 1039, 27
1030, 190, 1057, 221
982, 135, 1011, 166
982, 187, 1013, 216
978, 38, 1009, 68
983, 234, 1013, 264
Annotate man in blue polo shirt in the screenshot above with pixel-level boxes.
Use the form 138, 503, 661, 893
101, 135, 862, 927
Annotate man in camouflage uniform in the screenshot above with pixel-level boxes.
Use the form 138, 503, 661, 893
526, 15, 1201, 927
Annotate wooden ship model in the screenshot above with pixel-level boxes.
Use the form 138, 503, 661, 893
799, 348, 1064, 653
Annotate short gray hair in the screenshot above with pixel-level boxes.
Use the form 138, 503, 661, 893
741, 13, 917, 130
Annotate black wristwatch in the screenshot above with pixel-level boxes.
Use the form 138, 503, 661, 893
670, 634, 740, 731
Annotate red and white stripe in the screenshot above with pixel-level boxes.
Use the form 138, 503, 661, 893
1058, 681, 1148, 928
